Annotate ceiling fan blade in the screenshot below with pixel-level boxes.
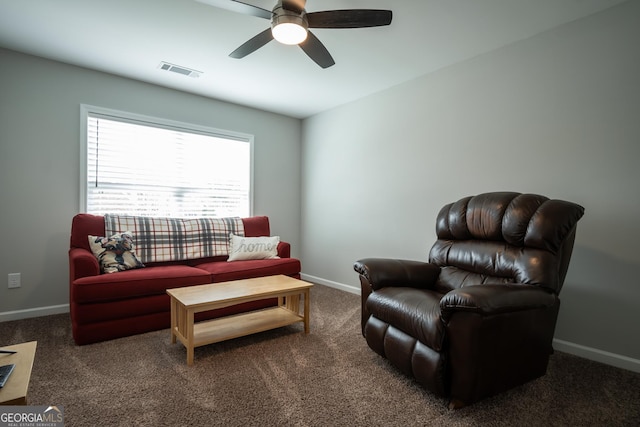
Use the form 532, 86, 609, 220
299, 31, 335, 69
307, 10, 392, 29
195, 0, 272, 20
229, 28, 274, 59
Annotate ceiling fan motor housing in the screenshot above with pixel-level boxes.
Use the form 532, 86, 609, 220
271, 2, 309, 45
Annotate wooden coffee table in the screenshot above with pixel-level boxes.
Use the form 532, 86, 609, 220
0, 341, 37, 405
167, 275, 313, 365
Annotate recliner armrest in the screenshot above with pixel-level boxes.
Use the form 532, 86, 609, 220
354, 258, 440, 291
440, 284, 557, 323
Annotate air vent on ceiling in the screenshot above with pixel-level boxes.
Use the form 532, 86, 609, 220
157, 62, 202, 78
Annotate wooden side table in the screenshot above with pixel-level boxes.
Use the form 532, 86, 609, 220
0, 341, 37, 405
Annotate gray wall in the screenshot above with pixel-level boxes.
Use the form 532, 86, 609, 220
301, 1, 640, 367
0, 48, 301, 316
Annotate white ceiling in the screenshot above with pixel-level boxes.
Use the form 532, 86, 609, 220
0, 0, 627, 118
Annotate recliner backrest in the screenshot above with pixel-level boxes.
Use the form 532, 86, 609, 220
429, 192, 584, 294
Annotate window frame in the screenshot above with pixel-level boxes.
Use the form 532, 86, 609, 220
79, 104, 254, 217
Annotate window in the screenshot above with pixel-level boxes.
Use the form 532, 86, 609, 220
81, 105, 253, 218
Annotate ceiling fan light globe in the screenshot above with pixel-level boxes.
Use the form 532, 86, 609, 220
272, 23, 308, 45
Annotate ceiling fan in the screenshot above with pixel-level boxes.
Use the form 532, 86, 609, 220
196, 0, 393, 68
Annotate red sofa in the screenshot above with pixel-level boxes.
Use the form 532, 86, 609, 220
69, 214, 301, 345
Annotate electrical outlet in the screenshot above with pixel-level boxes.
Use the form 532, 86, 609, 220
8, 273, 21, 289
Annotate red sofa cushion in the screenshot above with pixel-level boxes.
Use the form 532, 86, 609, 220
194, 258, 301, 282
241, 215, 271, 237
72, 265, 212, 303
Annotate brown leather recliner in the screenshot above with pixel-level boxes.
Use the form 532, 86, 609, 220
354, 192, 584, 408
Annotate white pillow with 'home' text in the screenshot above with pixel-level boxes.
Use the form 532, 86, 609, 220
227, 234, 280, 261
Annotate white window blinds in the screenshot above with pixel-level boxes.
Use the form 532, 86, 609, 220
83, 107, 252, 218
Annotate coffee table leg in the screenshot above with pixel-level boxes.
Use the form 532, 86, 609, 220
170, 297, 177, 344
304, 289, 310, 334
187, 309, 195, 366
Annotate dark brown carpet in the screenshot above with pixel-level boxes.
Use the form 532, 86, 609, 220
1, 284, 639, 426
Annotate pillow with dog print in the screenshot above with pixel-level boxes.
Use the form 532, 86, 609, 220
88, 231, 145, 274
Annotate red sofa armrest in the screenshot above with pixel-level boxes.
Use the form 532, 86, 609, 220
277, 241, 291, 258
69, 247, 100, 281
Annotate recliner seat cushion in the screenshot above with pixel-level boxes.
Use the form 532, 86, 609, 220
366, 287, 446, 351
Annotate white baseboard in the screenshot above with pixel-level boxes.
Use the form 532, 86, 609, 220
301, 273, 359, 295
0, 304, 69, 323
301, 273, 640, 374
553, 339, 640, 373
